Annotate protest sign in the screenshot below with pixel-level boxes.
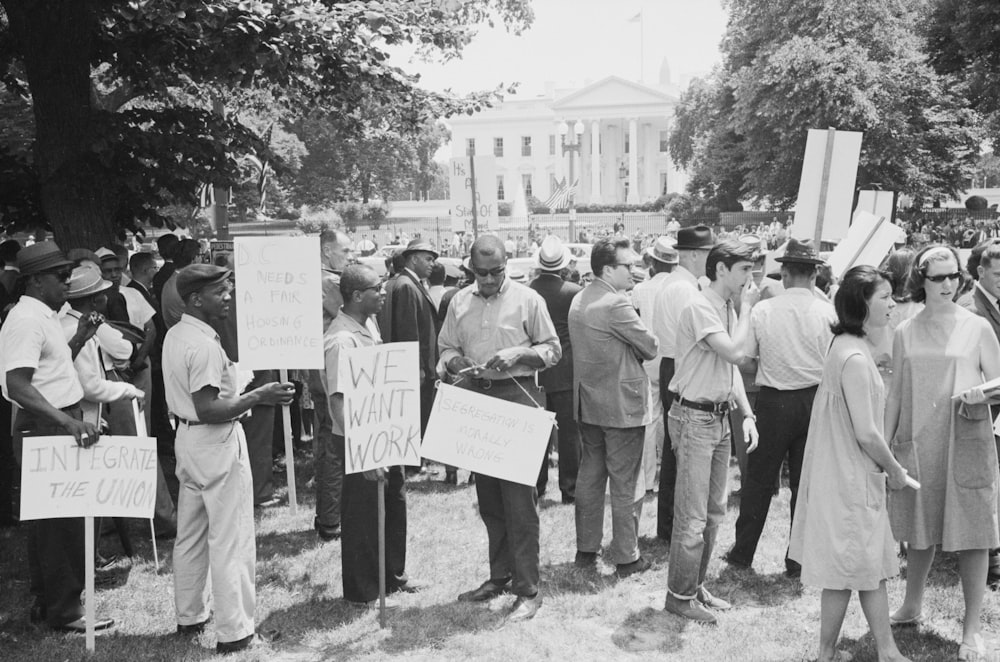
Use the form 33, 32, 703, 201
19, 436, 157, 520
234, 236, 324, 371
340, 342, 422, 473
421, 383, 555, 486
449, 156, 497, 233
792, 128, 863, 244
827, 210, 901, 277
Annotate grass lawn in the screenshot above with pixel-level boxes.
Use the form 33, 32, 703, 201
1, 454, 998, 662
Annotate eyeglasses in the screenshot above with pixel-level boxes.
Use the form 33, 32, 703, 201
471, 266, 506, 278
41, 269, 72, 281
361, 283, 383, 293
612, 262, 634, 269
924, 272, 961, 283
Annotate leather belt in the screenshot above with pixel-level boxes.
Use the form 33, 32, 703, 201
469, 375, 534, 391
678, 397, 731, 414
175, 417, 237, 427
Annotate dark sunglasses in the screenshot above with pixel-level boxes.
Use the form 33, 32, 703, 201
39, 269, 72, 281
472, 266, 505, 278
924, 272, 961, 283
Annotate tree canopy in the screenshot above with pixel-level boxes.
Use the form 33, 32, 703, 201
0, 0, 532, 247
670, 0, 981, 211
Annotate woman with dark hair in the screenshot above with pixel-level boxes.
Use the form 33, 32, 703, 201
789, 265, 911, 662
886, 244, 1000, 661
873, 249, 923, 386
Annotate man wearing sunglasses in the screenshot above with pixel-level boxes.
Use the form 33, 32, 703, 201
0, 241, 107, 633
439, 234, 561, 622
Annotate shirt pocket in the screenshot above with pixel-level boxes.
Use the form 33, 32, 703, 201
866, 471, 887, 510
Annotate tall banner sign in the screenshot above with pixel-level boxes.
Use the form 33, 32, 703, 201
792, 128, 863, 244
449, 155, 498, 233
234, 236, 324, 370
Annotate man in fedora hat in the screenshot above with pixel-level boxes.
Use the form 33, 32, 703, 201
651, 225, 714, 543
378, 238, 440, 477
631, 236, 678, 495
529, 235, 583, 502
163, 263, 295, 653
725, 238, 835, 578
0, 241, 110, 632
569, 237, 659, 576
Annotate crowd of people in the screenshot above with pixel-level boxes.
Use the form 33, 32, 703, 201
2, 222, 1000, 661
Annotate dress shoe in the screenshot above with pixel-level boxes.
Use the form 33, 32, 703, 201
390, 578, 427, 594
315, 518, 341, 542
176, 618, 210, 635
561, 494, 575, 505
254, 496, 281, 509
444, 470, 458, 485
54, 616, 116, 633
457, 579, 511, 602
615, 556, 651, 578
575, 551, 598, 569
216, 629, 280, 655
696, 586, 731, 611
663, 594, 717, 624
95, 554, 120, 571
507, 595, 542, 622
722, 551, 751, 570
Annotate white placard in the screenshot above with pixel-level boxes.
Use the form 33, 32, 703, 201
19, 436, 157, 520
792, 129, 863, 243
856, 190, 895, 222
827, 210, 900, 277
235, 237, 324, 370
421, 383, 555, 486
340, 342, 422, 473
449, 156, 498, 233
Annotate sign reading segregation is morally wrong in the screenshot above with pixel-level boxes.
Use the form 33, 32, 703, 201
234, 237, 324, 371
20, 436, 158, 520
339, 342, 423, 473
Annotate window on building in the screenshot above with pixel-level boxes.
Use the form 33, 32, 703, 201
549, 135, 556, 155
521, 136, 532, 157
522, 174, 532, 198
660, 172, 669, 196
497, 175, 505, 201
466, 138, 475, 156
659, 130, 670, 153
494, 137, 504, 157
624, 132, 630, 154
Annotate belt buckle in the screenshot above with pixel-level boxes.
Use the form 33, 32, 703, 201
713, 402, 726, 414
480, 378, 493, 391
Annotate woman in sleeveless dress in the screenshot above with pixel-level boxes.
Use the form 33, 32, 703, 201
886, 245, 1000, 661
789, 265, 911, 662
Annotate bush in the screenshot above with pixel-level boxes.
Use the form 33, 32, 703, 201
335, 201, 364, 232
364, 202, 388, 230
295, 205, 342, 234
498, 201, 512, 217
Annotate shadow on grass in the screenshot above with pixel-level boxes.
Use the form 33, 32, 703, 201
94, 564, 133, 592
837, 625, 958, 662
256, 528, 324, 559
404, 480, 470, 495
612, 606, 688, 654
0, 627, 233, 662
542, 560, 620, 596
714, 564, 803, 607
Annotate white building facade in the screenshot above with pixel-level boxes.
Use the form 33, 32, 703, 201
446, 75, 689, 207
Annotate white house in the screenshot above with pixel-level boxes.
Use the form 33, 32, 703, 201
445, 68, 689, 207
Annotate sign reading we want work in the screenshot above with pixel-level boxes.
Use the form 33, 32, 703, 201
20, 436, 157, 520
339, 342, 422, 472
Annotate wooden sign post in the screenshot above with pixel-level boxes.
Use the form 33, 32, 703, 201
792, 128, 863, 245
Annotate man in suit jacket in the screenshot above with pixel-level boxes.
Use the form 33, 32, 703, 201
378, 239, 439, 473
529, 236, 583, 503
568, 237, 659, 577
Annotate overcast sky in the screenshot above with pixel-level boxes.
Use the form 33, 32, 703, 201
391, 0, 729, 98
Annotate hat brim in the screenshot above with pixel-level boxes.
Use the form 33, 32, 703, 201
535, 253, 572, 271
403, 247, 439, 259
24, 257, 74, 276
66, 278, 113, 300
673, 243, 712, 251
646, 247, 678, 264
774, 256, 825, 265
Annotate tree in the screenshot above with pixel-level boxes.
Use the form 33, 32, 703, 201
925, 0, 1000, 151
670, 0, 981, 210
0, 0, 532, 248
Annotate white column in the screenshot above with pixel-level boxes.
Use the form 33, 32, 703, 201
627, 118, 639, 204
590, 119, 601, 203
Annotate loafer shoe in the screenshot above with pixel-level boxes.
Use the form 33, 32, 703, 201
696, 586, 731, 611
216, 630, 280, 655
574, 551, 598, 569
55, 616, 115, 633
507, 595, 541, 622
315, 519, 341, 542
616, 556, 651, 578
176, 618, 210, 635
664, 594, 717, 624
457, 579, 511, 602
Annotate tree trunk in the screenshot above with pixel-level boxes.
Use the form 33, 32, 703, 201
3, 0, 119, 250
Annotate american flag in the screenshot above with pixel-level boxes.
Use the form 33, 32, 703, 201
542, 177, 578, 211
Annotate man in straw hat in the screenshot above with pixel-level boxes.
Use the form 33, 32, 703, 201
0, 242, 110, 632
631, 236, 679, 496
724, 238, 835, 578
162, 263, 295, 653
529, 235, 583, 503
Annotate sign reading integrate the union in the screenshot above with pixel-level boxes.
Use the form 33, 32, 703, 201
340, 342, 422, 473
235, 237, 324, 370
20, 436, 157, 520
421, 383, 555, 486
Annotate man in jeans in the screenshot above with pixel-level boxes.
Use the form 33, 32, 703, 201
664, 239, 759, 624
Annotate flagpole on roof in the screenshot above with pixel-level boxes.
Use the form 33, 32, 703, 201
628, 9, 644, 83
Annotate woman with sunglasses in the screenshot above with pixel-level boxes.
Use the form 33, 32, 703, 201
885, 244, 1000, 661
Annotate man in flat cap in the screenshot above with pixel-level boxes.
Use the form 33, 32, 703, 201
162, 264, 295, 654
725, 238, 835, 577
377, 238, 439, 477
0, 241, 108, 632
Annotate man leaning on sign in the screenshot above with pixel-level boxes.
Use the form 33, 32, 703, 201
438, 235, 561, 622
0, 242, 107, 633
